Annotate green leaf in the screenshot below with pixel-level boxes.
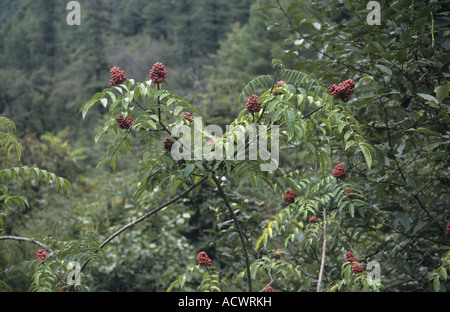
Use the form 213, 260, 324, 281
358, 143, 372, 169
375, 64, 392, 76
285, 109, 295, 132
81, 100, 97, 119
417, 93, 439, 104
435, 83, 450, 102
271, 108, 285, 124
433, 276, 440, 292
345, 140, 356, 150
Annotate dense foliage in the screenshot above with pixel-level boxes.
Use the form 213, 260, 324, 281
0, 0, 448, 293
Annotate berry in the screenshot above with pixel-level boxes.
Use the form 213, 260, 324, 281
163, 138, 175, 151
447, 222, 450, 233
283, 190, 296, 203
149, 62, 168, 84
245, 94, 261, 114
328, 79, 355, 102
117, 114, 134, 130
351, 263, 364, 274
345, 251, 358, 263
346, 189, 359, 194
110, 66, 127, 86
309, 216, 318, 223
181, 112, 193, 123
36, 249, 48, 261
264, 286, 275, 292
273, 249, 283, 259
197, 251, 212, 266
332, 164, 346, 180
273, 81, 287, 95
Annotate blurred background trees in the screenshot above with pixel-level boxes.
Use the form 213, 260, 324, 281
0, 0, 448, 292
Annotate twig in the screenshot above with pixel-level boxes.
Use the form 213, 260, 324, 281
68, 175, 209, 291
98, 175, 208, 249
211, 175, 252, 292
0, 236, 53, 253
316, 200, 330, 292
156, 84, 172, 136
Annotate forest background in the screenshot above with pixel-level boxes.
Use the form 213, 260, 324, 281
0, 0, 448, 292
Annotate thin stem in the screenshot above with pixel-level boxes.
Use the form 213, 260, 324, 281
156, 83, 172, 136
99, 175, 208, 249
0, 236, 53, 253
316, 204, 327, 292
69, 175, 208, 291
211, 175, 252, 292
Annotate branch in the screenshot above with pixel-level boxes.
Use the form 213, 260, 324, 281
156, 84, 172, 136
99, 175, 208, 249
69, 175, 208, 291
211, 175, 252, 292
316, 202, 328, 292
0, 236, 53, 253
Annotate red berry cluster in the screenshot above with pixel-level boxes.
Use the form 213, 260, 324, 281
197, 251, 212, 266
149, 62, 168, 84
345, 251, 358, 264
163, 138, 175, 151
447, 222, 450, 233
117, 114, 134, 129
110, 66, 127, 86
328, 79, 355, 102
264, 286, 275, 292
346, 189, 359, 194
181, 112, 193, 123
245, 95, 261, 113
283, 190, 296, 203
273, 81, 287, 95
309, 216, 318, 223
36, 249, 48, 261
333, 164, 346, 180
351, 263, 364, 274
273, 249, 283, 259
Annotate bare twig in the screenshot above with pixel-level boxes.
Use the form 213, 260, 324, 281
0, 236, 53, 253
316, 202, 329, 292
212, 175, 252, 292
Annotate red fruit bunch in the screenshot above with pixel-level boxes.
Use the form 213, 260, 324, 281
328, 79, 355, 102
117, 114, 134, 130
346, 189, 359, 194
264, 286, 275, 292
447, 222, 450, 233
149, 62, 168, 84
309, 216, 318, 223
273, 249, 283, 259
333, 164, 346, 180
345, 251, 358, 264
163, 138, 175, 151
245, 94, 261, 113
110, 66, 127, 86
273, 81, 287, 95
197, 251, 212, 266
351, 263, 364, 274
283, 190, 296, 203
181, 112, 193, 123
36, 249, 48, 261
